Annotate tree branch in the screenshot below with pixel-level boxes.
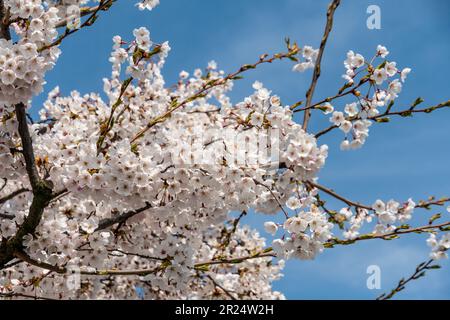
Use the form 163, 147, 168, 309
0, 188, 30, 206
14, 104, 43, 191
0, 0, 10, 40
55, 5, 105, 28
377, 259, 439, 300
0, 292, 57, 300
195, 250, 275, 268
14, 248, 275, 278
0, 7, 57, 269
307, 181, 372, 210
302, 0, 340, 131
0, 106, 53, 268
315, 99, 450, 138
95, 202, 152, 232
207, 275, 238, 300
328, 221, 450, 246
293, 77, 369, 113
308, 181, 450, 213
130, 47, 300, 144
38, 0, 116, 52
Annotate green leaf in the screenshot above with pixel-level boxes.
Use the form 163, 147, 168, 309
290, 100, 303, 110
195, 265, 209, 271
427, 265, 441, 270
385, 235, 399, 240
375, 117, 390, 123
428, 213, 441, 225
240, 64, 256, 71
376, 61, 387, 69
131, 143, 139, 155
386, 100, 395, 113
411, 97, 424, 108
415, 271, 426, 279
400, 111, 413, 117
338, 82, 353, 94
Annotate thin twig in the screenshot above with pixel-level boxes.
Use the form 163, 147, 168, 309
307, 181, 372, 210
38, 0, 116, 52
207, 275, 238, 300
195, 251, 275, 268
302, 0, 340, 130
96, 202, 152, 232
376, 259, 438, 300
55, 5, 103, 28
293, 78, 369, 113
0, 292, 57, 300
0, 188, 30, 206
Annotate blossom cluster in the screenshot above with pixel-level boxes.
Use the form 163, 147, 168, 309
427, 233, 450, 260
0, 0, 159, 107
340, 198, 416, 240
0, 0, 62, 105
0, 25, 327, 298
322, 45, 412, 150
292, 45, 318, 73
137, 0, 160, 11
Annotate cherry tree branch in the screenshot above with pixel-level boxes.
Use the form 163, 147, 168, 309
308, 181, 450, 212
96, 77, 133, 153
315, 99, 450, 138
302, 0, 340, 131
14, 250, 168, 276
327, 221, 450, 247
0, 188, 30, 206
38, 0, 116, 52
107, 249, 166, 262
307, 181, 372, 210
219, 210, 247, 249
0, 16, 56, 268
0, 0, 10, 39
0, 292, 57, 300
14, 104, 43, 191
377, 259, 440, 300
130, 47, 300, 144
14, 248, 275, 277
0, 187, 30, 220
293, 77, 369, 113
55, 4, 107, 29
0, 14, 68, 265
207, 275, 238, 300
195, 250, 275, 268
95, 202, 152, 232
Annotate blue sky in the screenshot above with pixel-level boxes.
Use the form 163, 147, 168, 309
31, 0, 450, 299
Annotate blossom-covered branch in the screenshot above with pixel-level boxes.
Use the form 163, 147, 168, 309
130, 45, 300, 144
315, 99, 450, 139
327, 221, 450, 246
